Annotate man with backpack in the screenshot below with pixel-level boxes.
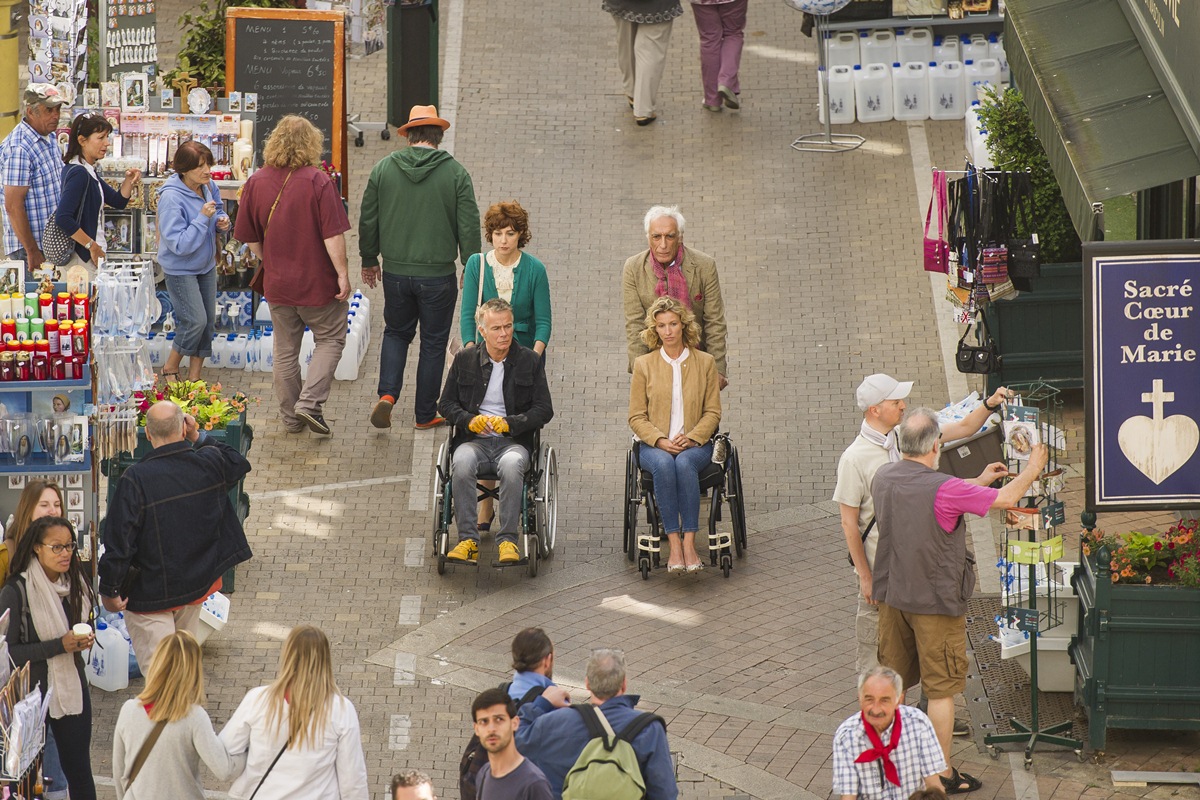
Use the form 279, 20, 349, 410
472, 688, 554, 800
515, 648, 677, 800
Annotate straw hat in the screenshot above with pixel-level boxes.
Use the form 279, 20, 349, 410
397, 105, 451, 133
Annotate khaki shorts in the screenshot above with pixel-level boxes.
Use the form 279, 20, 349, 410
877, 603, 967, 700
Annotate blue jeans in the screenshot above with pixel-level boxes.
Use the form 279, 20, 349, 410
164, 269, 217, 357
638, 441, 714, 535
379, 273, 457, 423
43, 726, 68, 799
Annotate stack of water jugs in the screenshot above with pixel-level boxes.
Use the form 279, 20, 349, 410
818, 28, 1009, 125
144, 289, 372, 381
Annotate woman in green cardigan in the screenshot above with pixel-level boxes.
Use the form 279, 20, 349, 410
460, 200, 552, 355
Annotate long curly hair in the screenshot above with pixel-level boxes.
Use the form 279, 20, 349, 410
262, 115, 323, 169
640, 296, 701, 350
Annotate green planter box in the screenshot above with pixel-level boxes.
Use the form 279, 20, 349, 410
984, 262, 1084, 393
101, 415, 253, 593
1070, 552, 1200, 750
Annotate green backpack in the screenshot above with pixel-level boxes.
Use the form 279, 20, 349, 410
561, 704, 665, 800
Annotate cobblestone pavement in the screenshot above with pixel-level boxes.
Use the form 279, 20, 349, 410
68, 0, 1200, 798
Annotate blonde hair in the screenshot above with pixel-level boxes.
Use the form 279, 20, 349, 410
639, 296, 701, 350
262, 115, 323, 169
138, 631, 205, 723
266, 626, 340, 750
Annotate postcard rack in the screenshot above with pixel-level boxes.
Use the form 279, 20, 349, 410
0, 661, 47, 791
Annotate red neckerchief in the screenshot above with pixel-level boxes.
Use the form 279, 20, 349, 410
649, 245, 691, 309
854, 710, 902, 787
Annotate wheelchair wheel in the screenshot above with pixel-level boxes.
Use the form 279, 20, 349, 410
721, 553, 732, 578
528, 535, 540, 578
728, 447, 747, 556
639, 557, 650, 580
623, 450, 638, 561
536, 444, 558, 557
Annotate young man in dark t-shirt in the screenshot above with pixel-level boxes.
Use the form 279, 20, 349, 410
472, 687, 553, 800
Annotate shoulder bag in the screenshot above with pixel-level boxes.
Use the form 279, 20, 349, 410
448, 253, 487, 357
125, 719, 168, 789
923, 170, 949, 273
1006, 173, 1041, 280
248, 169, 296, 295
846, 518, 876, 567
956, 313, 1001, 374
42, 164, 84, 266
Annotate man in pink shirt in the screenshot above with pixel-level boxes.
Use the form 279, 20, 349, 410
870, 408, 1047, 795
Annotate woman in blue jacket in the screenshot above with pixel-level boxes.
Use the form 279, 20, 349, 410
156, 141, 229, 382
55, 113, 140, 269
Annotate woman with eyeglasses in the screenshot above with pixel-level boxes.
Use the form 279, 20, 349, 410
0, 516, 97, 800
0, 480, 69, 799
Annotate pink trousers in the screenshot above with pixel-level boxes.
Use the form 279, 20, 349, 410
691, 0, 748, 106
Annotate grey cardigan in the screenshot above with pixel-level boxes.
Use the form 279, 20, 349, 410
602, 0, 683, 23
112, 700, 244, 800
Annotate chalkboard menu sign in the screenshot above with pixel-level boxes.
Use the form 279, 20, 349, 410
226, 8, 346, 194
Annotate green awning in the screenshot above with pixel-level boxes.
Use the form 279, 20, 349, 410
1004, 0, 1200, 241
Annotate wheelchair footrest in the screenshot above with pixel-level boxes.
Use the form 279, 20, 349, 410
443, 557, 480, 567
708, 532, 732, 550
491, 558, 530, 568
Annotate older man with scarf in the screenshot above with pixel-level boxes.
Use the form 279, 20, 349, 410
622, 205, 728, 388
832, 666, 945, 800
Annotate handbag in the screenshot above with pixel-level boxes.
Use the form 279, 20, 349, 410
125, 719, 168, 788
923, 170, 949, 274
248, 169, 296, 295
42, 165, 85, 266
1007, 173, 1041, 279
448, 253, 487, 358
956, 314, 1001, 374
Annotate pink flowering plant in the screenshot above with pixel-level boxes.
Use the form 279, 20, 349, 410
1082, 520, 1200, 586
134, 379, 256, 431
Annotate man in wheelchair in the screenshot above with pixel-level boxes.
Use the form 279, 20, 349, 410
437, 298, 554, 564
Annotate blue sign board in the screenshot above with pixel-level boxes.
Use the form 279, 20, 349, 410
1085, 241, 1200, 511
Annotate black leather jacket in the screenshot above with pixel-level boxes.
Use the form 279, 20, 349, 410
438, 342, 554, 454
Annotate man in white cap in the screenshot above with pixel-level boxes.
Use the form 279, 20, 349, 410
833, 374, 1008, 733
1, 84, 69, 266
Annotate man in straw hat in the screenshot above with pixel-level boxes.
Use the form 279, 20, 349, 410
360, 105, 480, 431
1, 84, 69, 266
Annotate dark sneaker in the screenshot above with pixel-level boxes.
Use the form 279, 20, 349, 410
370, 397, 394, 429
414, 415, 447, 430
296, 410, 331, 436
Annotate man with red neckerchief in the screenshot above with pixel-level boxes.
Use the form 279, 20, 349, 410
832, 666, 945, 800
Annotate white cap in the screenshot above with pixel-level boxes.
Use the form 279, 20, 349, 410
856, 373, 913, 411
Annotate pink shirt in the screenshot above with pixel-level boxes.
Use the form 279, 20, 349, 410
933, 480, 997, 532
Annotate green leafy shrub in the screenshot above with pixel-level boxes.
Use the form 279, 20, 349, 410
163, 0, 297, 89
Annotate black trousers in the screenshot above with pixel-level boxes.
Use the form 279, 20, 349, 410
47, 684, 95, 800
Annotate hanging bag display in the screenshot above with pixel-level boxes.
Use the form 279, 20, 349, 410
923, 170, 949, 273
956, 313, 1001, 374
1006, 173, 1041, 279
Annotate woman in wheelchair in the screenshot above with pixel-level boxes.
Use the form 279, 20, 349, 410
628, 296, 722, 572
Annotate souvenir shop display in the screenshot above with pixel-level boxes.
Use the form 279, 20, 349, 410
27, 0, 88, 96
99, 0, 158, 80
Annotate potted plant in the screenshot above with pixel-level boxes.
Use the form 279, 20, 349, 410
161, 0, 297, 90
1071, 521, 1200, 750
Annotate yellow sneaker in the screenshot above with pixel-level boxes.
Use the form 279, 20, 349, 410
498, 541, 521, 563
447, 540, 479, 562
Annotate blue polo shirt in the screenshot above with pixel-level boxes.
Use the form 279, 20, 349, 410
0, 120, 63, 256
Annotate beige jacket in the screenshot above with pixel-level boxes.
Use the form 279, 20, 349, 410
622, 247, 728, 376
629, 348, 722, 446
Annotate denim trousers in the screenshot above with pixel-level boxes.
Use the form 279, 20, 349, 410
638, 441, 714, 534
453, 437, 529, 545
164, 269, 217, 357
42, 725, 68, 799
379, 272, 457, 423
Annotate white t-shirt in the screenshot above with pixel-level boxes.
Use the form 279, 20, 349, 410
660, 346, 689, 439
832, 435, 890, 568
478, 358, 507, 432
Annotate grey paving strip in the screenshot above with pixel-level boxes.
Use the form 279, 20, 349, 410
745, 503, 836, 534
251, 472, 413, 500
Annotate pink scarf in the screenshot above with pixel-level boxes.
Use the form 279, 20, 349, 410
650, 245, 691, 309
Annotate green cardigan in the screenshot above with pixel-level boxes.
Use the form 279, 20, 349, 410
460, 251, 552, 349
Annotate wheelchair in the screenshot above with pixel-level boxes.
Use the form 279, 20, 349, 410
432, 427, 558, 577
622, 432, 747, 579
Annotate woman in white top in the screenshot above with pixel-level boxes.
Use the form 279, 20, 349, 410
628, 296, 722, 572
220, 625, 370, 800
112, 631, 239, 800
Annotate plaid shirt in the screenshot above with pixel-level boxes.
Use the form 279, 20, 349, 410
832, 706, 946, 800
0, 120, 63, 256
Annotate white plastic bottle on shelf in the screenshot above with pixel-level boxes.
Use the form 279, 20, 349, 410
988, 34, 1009, 84
853, 63, 893, 123
207, 333, 222, 369
860, 29, 896, 68
86, 620, 129, 691
225, 334, 243, 370
147, 332, 162, 367
965, 58, 1001, 102
827, 30, 860, 69
928, 61, 968, 120
965, 101, 994, 166
961, 34, 987, 64
818, 65, 856, 124
236, 333, 252, 372
335, 322, 360, 381
299, 327, 315, 380
897, 27, 933, 66
933, 35, 961, 66
261, 328, 274, 371
255, 298, 271, 324
892, 62, 929, 121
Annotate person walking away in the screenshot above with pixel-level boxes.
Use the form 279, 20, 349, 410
604, 0, 683, 125
690, 0, 748, 111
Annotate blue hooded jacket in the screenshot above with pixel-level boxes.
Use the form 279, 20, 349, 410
155, 174, 228, 275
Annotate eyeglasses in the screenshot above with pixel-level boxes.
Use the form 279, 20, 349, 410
40, 542, 76, 554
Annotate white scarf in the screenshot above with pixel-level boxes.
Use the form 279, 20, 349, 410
860, 419, 901, 463
23, 564, 83, 718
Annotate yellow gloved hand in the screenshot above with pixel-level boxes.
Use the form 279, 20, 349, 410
468, 415, 490, 434
490, 416, 510, 434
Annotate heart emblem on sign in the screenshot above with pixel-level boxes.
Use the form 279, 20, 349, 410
1117, 414, 1200, 485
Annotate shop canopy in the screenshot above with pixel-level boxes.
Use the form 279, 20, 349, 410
1004, 0, 1200, 241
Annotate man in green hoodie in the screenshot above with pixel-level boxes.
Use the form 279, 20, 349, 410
360, 105, 482, 429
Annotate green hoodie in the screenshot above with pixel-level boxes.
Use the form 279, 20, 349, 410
359, 147, 481, 276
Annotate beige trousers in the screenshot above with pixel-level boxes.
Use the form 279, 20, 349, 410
614, 16, 675, 118
125, 605, 203, 672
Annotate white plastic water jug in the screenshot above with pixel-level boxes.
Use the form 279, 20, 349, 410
352, 291, 371, 340
350, 313, 368, 362
299, 327, 315, 380
147, 332, 162, 367
86, 620, 129, 691
928, 61, 968, 120
965, 58, 1001, 102
897, 27, 933, 66
961, 34, 987, 64
893, 62, 929, 120
854, 63, 893, 123
988, 34, 1009, 83
827, 30, 860, 69
235, 333, 252, 371
207, 333, 222, 369
933, 35, 960, 65
225, 334, 243, 370
262, 330, 275, 371
335, 323, 360, 381
255, 299, 271, 324
965, 102, 993, 166
818, 66, 856, 124
860, 29, 896, 68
